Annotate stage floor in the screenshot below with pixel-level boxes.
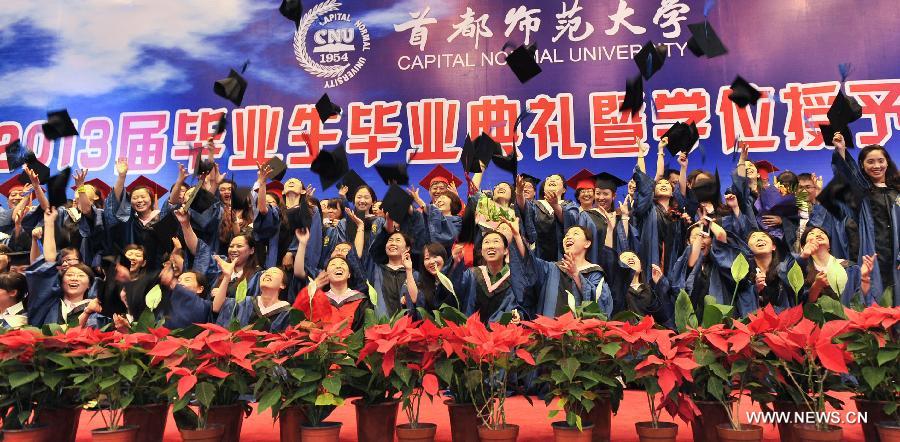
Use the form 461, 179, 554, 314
73, 390, 866, 441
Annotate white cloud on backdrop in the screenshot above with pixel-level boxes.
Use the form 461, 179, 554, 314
357, 0, 455, 33
0, 0, 266, 108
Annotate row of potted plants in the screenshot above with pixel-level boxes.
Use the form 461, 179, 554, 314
0, 300, 897, 442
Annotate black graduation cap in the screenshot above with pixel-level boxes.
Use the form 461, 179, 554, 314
729, 76, 761, 108
265, 156, 288, 181
633, 41, 667, 80
195, 156, 216, 177
594, 172, 626, 191
374, 163, 409, 186
819, 124, 854, 149
213, 113, 228, 136
506, 44, 542, 84
817, 173, 863, 219
214, 69, 248, 107
686, 21, 728, 58
6, 251, 30, 267
46, 167, 72, 208
492, 150, 517, 175
42, 109, 79, 141
463, 134, 497, 173
381, 185, 413, 224
310, 144, 348, 190
619, 75, 644, 116
315, 94, 341, 123
151, 211, 180, 243
3, 139, 27, 171
20, 152, 51, 185
691, 170, 721, 204
279, 0, 303, 28
232, 186, 252, 211
286, 205, 312, 230
187, 185, 216, 213
519, 173, 541, 187
826, 90, 863, 128
661, 121, 700, 155
340, 170, 367, 199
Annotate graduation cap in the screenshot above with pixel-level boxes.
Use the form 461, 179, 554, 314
463, 133, 498, 173
418, 165, 463, 189
686, 21, 728, 58
126, 175, 168, 199
0, 175, 26, 198
47, 167, 72, 208
519, 173, 540, 188
619, 75, 644, 116
151, 211, 180, 243
594, 172, 626, 191
285, 205, 312, 230
382, 185, 413, 224
753, 160, 779, 181
661, 121, 700, 155
41, 109, 79, 141
2, 139, 26, 171
186, 185, 216, 213
633, 41, 667, 80
5, 251, 30, 267
691, 170, 721, 204
505, 44, 541, 84
492, 150, 517, 175
265, 156, 288, 181
19, 153, 51, 185
310, 144, 348, 190
74, 178, 112, 200
729, 76, 762, 108
819, 124, 854, 149
279, 0, 303, 28
817, 173, 863, 219
213, 113, 228, 136
213, 69, 248, 107
315, 94, 341, 123
374, 163, 409, 186
340, 170, 367, 200
826, 90, 863, 128
566, 169, 597, 190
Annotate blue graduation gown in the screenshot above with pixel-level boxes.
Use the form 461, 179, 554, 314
670, 241, 758, 318
424, 204, 461, 251
160, 285, 213, 328
451, 262, 522, 324
253, 206, 281, 269
362, 227, 418, 318
792, 256, 873, 307
24, 258, 96, 326
633, 169, 686, 282
216, 296, 292, 332
519, 246, 612, 318
808, 204, 852, 261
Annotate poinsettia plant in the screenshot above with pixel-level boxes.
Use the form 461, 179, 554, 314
617, 316, 699, 428
253, 320, 354, 426
836, 306, 900, 419
524, 313, 623, 431
149, 324, 261, 430
0, 329, 51, 430
440, 314, 535, 430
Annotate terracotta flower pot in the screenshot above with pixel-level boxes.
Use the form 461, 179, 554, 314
91, 425, 139, 442
397, 423, 438, 442
301, 422, 342, 442
876, 422, 900, 442
34, 406, 82, 442
279, 406, 308, 442
353, 399, 400, 442
772, 401, 803, 442
2, 424, 51, 442
445, 400, 480, 442
552, 421, 594, 442
855, 397, 893, 442
793, 423, 842, 442
179, 424, 225, 442
692, 400, 732, 442
578, 391, 612, 442
206, 403, 246, 442
715, 423, 763, 442
634, 421, 678, 442
124, 403, 169, 442
477, 424, 519, 442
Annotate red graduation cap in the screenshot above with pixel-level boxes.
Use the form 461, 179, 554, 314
418, 165, 463, 189
753, 160, 779, 181
72, 178, 112, 200
566, 169, 597, 190
0, 174, 26, 198
266, 180, 284, 200
126, 175, 168, 199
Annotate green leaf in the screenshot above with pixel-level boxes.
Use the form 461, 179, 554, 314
787, 261, 804, 296
600, 342, 621, 357
876, 349, 899, 366
144, 284, 162, 311
235, 278, 248, 304
8, 371, 38, 389
824, 258, 848, 296
195, 382, 216, 408
436, 271, 460, 307
367, 280, 378, 307
816, 296, 846, 319
315, 393, 340, 406
566, 290, 577, 315
675, 290, 698, 332
701, 302, 733, 327
257, 387, 282, 413
879, 286, 893, 308
434, 359, 454, 384
307, 276, 317, 301
861, 366, 886, 390
321, 376, 341, 395
731, 253, 750, 283
118, 364, 139, 382
560, 357, 580, 382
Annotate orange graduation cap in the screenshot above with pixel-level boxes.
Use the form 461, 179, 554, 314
753, 160, 779, 181
566, 169, 597, 190
73, 178, 112, 200
418, 165, 463, 189
0, 174, 27, 198
126, 175, 168, 199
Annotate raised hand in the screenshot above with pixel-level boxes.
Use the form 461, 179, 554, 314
172, 237, 183, 251
295, 227, 310, 245
860, 254, 876, 279
402, 251, 413, 270
304, 184, 315, 197
257, 162, 272, 183
31, 226, 43, 240
812, 271, 829, 289
755, 268, 767, 292
725, 193, 739, 211
314, 270, 329, 289
451, 244, 465, 264
651, 264, 663, 284
561, 253, 579, 280
213, 255, 236, 276
677, 152, 688, 168
832, 131, 846, 151
177, 163, 188, 182
44, 206, 58, 225
658, 137, 668, 154
116, 158, 129, 177
545, 189, 559, 206
174, 206, 190, 225
73, 169, 88, 189
337, 185, 349, 198
24, 165, 40, 186
408, 186, 425, 207
345, 208, 364, 227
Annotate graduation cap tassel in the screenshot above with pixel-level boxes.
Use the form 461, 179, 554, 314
838, 63, 853, 83
240, 59, 251, 74
703, 0, 716, 17
645, 54, 654, 83
649, 96, 658, 121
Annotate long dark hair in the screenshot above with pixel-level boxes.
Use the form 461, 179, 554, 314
858, 144, 900, 190
747, 230, 781, 287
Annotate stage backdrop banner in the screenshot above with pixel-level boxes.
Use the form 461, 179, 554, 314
1, 0, 899, 197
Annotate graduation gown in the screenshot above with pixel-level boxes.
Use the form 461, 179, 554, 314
105, 191, 175, 267
526, 199, 570, 262
807, 204, 854, 261
633, 169, 686, 282
423, 204, 461, 251
794, 256, 873, 307
24, 258, 95, 326
362, 227, 419, 318
519, 246, 613, 318
216, 295, 293, 332
451, 263, 521, 324
293, 287, 372, 332
158, 285, 213, 329
414, 262, 464, 312
670, 241, 758, 318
